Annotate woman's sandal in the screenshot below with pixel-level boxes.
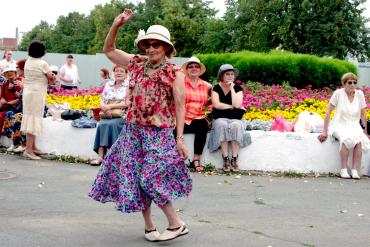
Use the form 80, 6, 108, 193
222, 155, 230, 172
157, 223, 189, 241
192, 160, 203, 172
90, 158, 102, 166
144, 228, 160, 242
230, 156, 239, 172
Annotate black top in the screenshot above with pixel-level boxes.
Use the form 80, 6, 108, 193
212, 84, 245, 120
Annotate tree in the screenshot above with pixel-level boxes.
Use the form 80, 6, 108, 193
157, 0, 217, 56
18, 21, 53, 51
276, 0, 370, 59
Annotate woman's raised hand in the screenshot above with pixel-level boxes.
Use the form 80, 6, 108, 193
114, 9, 134, 27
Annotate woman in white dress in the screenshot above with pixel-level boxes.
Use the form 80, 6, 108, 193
21, 41, 55, 160
318, 72, 370, 179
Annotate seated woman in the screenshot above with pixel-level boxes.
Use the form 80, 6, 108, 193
208, 64, 251, 172
318, 72, 370, 179
0, 65, 25, 152
90, 64, 130, 166
179, 57, 212, 172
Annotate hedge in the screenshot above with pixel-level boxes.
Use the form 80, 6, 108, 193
196, 50, 357, 88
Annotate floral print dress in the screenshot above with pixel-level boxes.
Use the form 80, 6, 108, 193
89, 56, 192, 213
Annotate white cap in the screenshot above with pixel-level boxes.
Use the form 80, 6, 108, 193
50, 65, 59, 72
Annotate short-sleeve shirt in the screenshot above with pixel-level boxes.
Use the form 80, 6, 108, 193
100, 79, 129, 104
329, 88, 366, 123
126, 56, 180, 128
24, 57, 49, 92
184, 76, 211, 125
60, 64, 79, 86
212, 83, 244, 119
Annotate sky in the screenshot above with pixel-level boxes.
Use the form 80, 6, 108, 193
1, 0, 370, 39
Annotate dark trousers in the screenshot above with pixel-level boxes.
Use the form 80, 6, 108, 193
175, 118, 209, 155
61, 84, 77, 90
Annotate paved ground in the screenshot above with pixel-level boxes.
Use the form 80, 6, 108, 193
1, 154, 370, 247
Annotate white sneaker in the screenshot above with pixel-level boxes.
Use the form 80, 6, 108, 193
351, 169, 360, 179
144, 229, 160, 242
13, 146, 26, 153
6, 144, 15, 152
340, 169, 350, 179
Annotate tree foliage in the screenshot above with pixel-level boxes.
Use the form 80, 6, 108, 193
18, 0, 370, 60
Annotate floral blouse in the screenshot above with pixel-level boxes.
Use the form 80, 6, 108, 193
100, 79, 129, 105
127, 56, 179, 128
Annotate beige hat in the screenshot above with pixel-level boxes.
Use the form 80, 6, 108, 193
181, 56, 206, 76
135, 25, 176, 56
2, 65, 17, 74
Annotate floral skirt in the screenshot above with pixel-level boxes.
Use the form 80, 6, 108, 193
2, 111, 25, 145
88, 123, 192, 213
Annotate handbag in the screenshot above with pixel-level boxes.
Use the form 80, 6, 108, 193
61, 109, 83, 120
99, 99, 125, 119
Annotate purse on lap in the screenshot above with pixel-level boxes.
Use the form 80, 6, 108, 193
99, 99, 125, 119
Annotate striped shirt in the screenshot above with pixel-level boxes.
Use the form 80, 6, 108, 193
184, 76, 212, 125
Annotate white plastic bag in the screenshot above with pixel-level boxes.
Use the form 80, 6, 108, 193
294, 111, 324, 133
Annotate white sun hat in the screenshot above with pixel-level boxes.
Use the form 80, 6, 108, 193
181, 56, 206, 76
2, 65, 17, 74
135, 25, 176, 56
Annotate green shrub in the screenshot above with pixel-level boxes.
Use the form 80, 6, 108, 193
196, 50, 357, 88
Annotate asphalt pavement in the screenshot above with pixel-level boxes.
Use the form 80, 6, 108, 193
1, 154, 370, 247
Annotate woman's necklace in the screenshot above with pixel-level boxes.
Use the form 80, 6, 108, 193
145, 60, 166, 77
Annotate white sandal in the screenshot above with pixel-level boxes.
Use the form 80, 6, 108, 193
158, 224, 189, 241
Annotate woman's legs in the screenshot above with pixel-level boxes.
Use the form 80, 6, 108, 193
98, 147, 106, 160
142, 206, 156, 231
339, 144, 349, 169
352, 143, 362, 171
221, 141, 229, 157
25, 133, 35, 154
231, 141, 240, 158
161, 202, 183, 229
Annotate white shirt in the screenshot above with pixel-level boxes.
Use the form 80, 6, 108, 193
60, 64, 79, 86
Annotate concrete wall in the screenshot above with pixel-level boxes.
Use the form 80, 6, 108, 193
3, 49, 369, 88
2, 50, 188, 89
1, 117, 369, 175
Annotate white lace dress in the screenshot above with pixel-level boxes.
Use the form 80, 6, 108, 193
328, 88, 370, 150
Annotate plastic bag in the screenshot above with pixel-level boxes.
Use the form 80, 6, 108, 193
294, 111, 324, 133
271, 116, 294, 132
71, 117, 97, 128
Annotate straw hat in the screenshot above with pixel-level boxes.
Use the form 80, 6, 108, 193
217, 64, 238, 81
135, 25, 176, 56
181, 56, 206, 76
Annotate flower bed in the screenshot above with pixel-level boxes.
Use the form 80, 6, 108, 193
45, 83, 370, 121
240, 81, 370, 121
46, 87, 103, 110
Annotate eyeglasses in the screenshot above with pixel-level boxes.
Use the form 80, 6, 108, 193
347, 80, 357, 85
141, 41, 163, 49
187, 65, 200, 69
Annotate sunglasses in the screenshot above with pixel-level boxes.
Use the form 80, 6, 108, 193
141, 41, 163, 49
188, 65, 200, 69
347, 80, 357, 85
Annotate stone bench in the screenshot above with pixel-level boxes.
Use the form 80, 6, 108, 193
1, 117, 369, 175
